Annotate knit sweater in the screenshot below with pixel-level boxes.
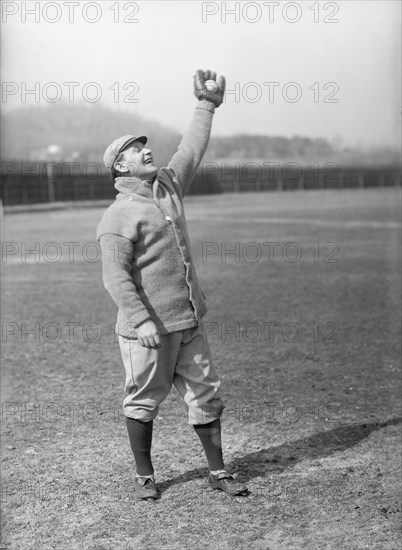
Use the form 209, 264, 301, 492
96, 100, 215, 337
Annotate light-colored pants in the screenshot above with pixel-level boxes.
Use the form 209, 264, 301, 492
118, 322, 225, 425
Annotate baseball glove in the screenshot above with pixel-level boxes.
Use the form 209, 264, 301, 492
193, 69, 226, 108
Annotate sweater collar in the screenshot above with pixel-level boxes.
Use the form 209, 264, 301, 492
114, 176, 156, 199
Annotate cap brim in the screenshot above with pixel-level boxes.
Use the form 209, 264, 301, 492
120, 136, 147, 154
109, 135, 149, 172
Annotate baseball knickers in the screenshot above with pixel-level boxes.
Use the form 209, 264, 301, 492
118, 322, 225, 425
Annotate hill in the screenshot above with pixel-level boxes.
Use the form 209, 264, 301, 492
1, 102, 181, 165
1, 103, 399, 167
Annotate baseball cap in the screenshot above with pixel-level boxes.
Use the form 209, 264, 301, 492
103, 135, 148, 171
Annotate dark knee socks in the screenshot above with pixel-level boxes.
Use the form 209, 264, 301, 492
193, 418, 225, 471
126, 417, 154, 476
126, 417, 224, 475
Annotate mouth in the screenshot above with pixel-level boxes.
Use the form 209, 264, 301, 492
144, 157, 153, 165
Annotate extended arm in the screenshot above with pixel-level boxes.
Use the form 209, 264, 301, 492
167, 69, 225, 196
167, 101, 215, 195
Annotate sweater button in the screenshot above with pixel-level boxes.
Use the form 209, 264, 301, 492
165, 216, 171, 221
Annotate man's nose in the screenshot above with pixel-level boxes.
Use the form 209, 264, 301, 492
143, 148, 152, 155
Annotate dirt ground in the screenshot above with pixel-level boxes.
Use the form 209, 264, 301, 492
1, 188, 401, 549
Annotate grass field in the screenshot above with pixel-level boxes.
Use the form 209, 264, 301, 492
1, 188, 401, 550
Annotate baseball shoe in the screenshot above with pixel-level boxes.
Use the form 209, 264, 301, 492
134, 477, 159, 501
208, 472, 249, 496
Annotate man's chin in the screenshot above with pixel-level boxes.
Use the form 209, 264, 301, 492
145, 165, 159, 179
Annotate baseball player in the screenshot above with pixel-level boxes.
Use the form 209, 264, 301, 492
97, 70, 248, 501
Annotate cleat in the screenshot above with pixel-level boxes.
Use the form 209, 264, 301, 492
208, 472, 249, 496
134, 477, 159, 501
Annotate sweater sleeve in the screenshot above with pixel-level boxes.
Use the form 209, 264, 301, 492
167, 100, 215, 196
99, 233, 151, 328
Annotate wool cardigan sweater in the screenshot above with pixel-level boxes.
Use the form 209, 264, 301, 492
97, 100, 215, 338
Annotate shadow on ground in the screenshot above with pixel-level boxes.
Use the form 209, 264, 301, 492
158, 417, 402, 493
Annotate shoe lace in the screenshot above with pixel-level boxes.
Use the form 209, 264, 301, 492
218, 473, 236, 484
143, 478, 155, 488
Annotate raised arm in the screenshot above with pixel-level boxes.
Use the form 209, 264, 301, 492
168, 69, 225, 196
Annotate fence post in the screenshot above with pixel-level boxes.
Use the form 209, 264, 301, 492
318, 168, 324, 189
358, 173, 364, 189
72, 173, 77, 200
22, 175, 28, 205
46, 163, 56, 202
89, 179, 95, 200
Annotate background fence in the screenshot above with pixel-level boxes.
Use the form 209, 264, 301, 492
215, 163, 401, 193
0, 162, 400, 206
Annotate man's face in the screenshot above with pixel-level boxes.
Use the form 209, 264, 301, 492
115, 140, 158, 180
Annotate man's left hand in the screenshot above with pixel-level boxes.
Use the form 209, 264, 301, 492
193, 69, 226, 108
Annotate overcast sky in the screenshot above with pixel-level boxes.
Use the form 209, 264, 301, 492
1, 0, 400, 148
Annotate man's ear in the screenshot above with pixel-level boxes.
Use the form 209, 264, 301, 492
114, 161, 129, 173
